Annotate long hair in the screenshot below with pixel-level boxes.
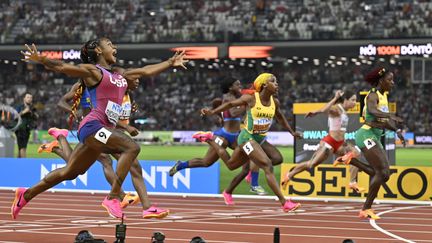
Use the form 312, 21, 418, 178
68, 81, 85, 129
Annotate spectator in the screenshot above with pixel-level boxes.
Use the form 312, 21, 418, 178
15, 93, 38, 158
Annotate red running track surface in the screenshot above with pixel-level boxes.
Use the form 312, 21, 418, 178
1, 190, 431, 243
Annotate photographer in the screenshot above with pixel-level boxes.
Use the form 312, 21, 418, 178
15, 93, 38, 158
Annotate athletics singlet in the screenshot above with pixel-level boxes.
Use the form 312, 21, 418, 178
244, 92, 275, 135
362, 88, 389, 123
78, 65, 128, 130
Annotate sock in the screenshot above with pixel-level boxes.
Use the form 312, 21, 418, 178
251, 171, 259, 187
176, 161, 189, 171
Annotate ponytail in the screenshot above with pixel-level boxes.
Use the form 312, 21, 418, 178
68, 81, 85, 130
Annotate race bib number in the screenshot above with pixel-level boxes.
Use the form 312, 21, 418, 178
94, 127, 112, 144
242, 141, 254, 155
119, 102, 131, 120
379, 106, 389, 113
364, 138, 376, 149
214, 136, 224, 146
253, 118, 272, 133
105, 100, 123, 125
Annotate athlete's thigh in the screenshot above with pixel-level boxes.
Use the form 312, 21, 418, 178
227, 146, 250, 168
65, 143, 101, 175
240, 140, 270, 168
361, 145, 389, 171
261, 141, 283, 165
213, 135, 229, 148
310, 141, 332, 165
203, 145, 223, 163
87, 127, 138, 154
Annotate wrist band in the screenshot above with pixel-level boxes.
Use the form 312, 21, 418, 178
396, 129, 402, 133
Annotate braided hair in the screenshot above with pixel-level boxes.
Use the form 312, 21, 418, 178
80, 37, 108, 64
68, 80, 85, 130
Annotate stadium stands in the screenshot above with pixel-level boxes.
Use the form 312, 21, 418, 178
0, 59, 430, 133
1, 0, 431, 43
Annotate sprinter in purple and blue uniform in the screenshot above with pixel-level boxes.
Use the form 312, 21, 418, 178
12, 38, 187, 220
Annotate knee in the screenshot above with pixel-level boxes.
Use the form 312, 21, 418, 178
60, 169, 79, 181
227, 163, 236, 171
227, 160, 242, 171
127, 143, 141, 155
271, 156, 283, 166
306, 161, 315, 170
202, 159, 215, 167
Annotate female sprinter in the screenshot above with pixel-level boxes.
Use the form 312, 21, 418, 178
335, 67, 405, 220
40, 77, 168, 218
281, 90, 368, 192
38, 79, 140, 209
197, 73, 303, 212
168, 77, 265, 205
11, 38, 186, 219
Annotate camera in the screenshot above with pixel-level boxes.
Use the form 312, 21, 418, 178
151, 232, 165, 243
114, 218, 127, 243
74, 230, 106, 243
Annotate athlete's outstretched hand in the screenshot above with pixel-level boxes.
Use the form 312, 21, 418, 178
292, 131, 303, 139
334, 90, 344, 99
200, 108, 213, 117
169, 50, 188, 69
21, 44, 44, 63
305, 111, 318, 118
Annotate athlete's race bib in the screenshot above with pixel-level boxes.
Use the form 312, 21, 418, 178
377, 105, 389, 122
105, 100, 123, 125
253, 118, 272, 134
119, 102, 131, 120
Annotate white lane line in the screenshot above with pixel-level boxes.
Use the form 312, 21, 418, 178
370, 206, 424, 243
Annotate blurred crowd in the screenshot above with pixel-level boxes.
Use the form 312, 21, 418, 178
0, 59, 430, 134
1, 0, 432, 43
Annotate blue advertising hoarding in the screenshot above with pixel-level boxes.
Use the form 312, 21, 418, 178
0, 159, 220, 194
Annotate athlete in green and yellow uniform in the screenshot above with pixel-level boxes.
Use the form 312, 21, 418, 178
199, 73, 303, 212
355, 87, 390, 149
339, 67, 405, 220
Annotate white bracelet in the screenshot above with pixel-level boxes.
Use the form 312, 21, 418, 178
396, 129, 402, 133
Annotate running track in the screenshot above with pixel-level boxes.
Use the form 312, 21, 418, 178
0, 190, 431, 242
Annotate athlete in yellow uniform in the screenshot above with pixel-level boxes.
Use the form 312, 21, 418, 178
198, 73, 303, 212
